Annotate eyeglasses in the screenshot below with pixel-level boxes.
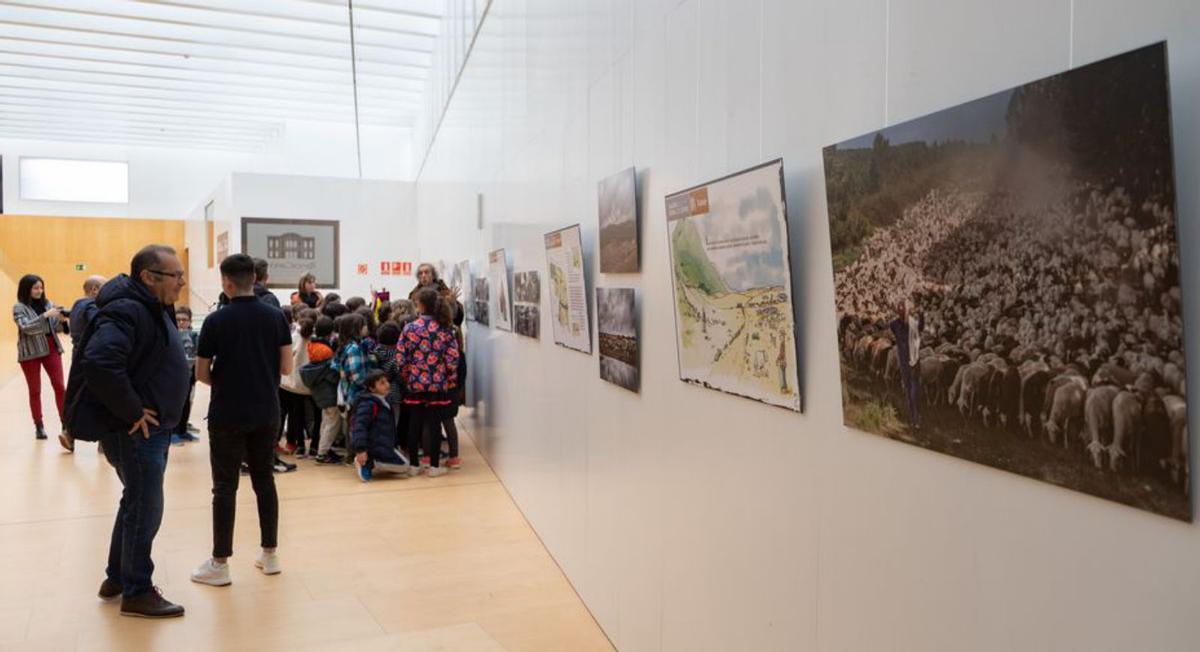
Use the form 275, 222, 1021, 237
147, 269, 186, 281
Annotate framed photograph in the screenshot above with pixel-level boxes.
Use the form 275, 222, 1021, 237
598, 287, 639, 392
241, 217, 339, 289
514, 270, 541, 339
599, 166, 639, 273
824, 42, 1189, 520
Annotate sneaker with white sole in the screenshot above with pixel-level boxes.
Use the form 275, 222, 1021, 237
190, 558, 231, 586
427, 465, 448, 478
255, 551, 281, 575
354, 457, 372, 483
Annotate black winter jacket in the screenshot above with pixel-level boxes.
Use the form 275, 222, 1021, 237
351, 394, 405, 464
300, 358, 339, 409
64, 275, 190, 439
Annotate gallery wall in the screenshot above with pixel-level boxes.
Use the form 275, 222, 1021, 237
0, 120, 413, 220
185, 173, 418, 312
413, 1, 1200, 651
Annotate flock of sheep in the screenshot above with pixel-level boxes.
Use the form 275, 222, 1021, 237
836, 183, 1189, 494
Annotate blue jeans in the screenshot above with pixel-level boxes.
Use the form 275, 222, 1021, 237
102, 426, 171, 598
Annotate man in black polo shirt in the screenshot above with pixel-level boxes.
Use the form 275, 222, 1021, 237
190, 254, 293, 586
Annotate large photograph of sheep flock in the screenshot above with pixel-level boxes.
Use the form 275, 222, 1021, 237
824, 43, 1189, 520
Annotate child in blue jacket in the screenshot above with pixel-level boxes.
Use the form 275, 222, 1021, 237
351, 370, 416, 482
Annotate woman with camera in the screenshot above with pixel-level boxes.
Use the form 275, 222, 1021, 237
13, 274, 67, 441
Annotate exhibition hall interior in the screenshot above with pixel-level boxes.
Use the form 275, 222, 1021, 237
0, 0, 1197, 650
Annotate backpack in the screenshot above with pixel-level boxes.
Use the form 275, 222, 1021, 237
63, 302, 159, 442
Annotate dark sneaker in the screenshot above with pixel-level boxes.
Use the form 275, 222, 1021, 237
120, 587, 184, 618
98, 578, 122, 601
315, 451, 342, 465
35, 425, 47, 440
273, 457, 297, 473
186, 423, 200, 434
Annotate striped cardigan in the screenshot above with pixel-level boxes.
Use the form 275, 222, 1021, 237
13, 302, 63, 363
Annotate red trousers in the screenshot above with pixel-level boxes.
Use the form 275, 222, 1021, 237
19, 336, 65, 427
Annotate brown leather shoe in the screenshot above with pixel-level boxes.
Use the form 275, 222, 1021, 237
120, 587, 184, 618
98, 578, 122, 601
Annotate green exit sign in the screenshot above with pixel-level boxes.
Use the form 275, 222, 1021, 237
74, 263, 86, 271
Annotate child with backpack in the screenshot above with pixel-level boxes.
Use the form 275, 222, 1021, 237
300, 316, 341, 464
351, 370, 415, 482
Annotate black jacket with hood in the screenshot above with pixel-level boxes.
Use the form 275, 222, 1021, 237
64, 274, 190, 439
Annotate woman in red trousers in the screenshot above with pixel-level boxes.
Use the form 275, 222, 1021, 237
13, 274, 66, 443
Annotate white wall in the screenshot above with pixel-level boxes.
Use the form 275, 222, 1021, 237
186, 172, 418, 311
1, 120, 414, 220
413, 1, 1200, 651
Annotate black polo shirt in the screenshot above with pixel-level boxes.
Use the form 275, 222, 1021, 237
198, 295, 291, 429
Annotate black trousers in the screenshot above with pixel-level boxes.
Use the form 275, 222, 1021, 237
209, 422, 279, 558
176, 370, 197, 434
279, 389, 307, 449
404, 393, 452, 468
440, 417, 459, 459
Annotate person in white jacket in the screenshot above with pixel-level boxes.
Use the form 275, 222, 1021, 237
278, 307, 315, 456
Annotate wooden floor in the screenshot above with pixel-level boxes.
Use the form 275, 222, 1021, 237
0, 366, 613, 651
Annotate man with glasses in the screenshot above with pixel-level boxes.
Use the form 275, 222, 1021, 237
65, 244, 190, 618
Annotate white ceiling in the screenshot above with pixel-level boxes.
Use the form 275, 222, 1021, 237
0, 0, 442, 151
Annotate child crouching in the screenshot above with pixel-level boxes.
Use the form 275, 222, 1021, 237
352, 370, 416, 482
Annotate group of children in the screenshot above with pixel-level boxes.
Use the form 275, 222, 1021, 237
170, 273, 467, 484
285, 284, 466, 482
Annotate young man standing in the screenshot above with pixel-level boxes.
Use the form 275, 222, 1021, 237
191, 254, 293, 586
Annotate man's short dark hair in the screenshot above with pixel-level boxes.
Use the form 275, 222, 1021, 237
365, 369, 388, 392
219, 254, 256, 291
175, 305, 193, 318
253, 257, 269, 283
130, 245, 177, 279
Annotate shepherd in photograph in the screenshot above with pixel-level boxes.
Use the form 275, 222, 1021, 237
889, 300, 924, 430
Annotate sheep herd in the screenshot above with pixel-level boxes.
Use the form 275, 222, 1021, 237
835, 183, 1189, 496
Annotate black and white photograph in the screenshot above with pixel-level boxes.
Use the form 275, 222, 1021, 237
242, 217, 339, 288
824, 43, 1189, 520
514, 270, 541, 339
597, 288, 639, 392
473, 276, 490, 327
599, 166, 639, 273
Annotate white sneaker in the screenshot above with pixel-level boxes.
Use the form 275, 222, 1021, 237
190, 558, 231, 586
255, 551, 281, 575
427, 465, 448, 478
405, 463, 421, 477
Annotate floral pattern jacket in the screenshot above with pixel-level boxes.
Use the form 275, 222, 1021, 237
397, 315, 460, 394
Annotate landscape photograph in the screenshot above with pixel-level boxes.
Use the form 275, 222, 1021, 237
825, 43, 1189, 519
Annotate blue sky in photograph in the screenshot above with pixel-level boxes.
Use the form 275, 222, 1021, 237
837, 88, 1016, 149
